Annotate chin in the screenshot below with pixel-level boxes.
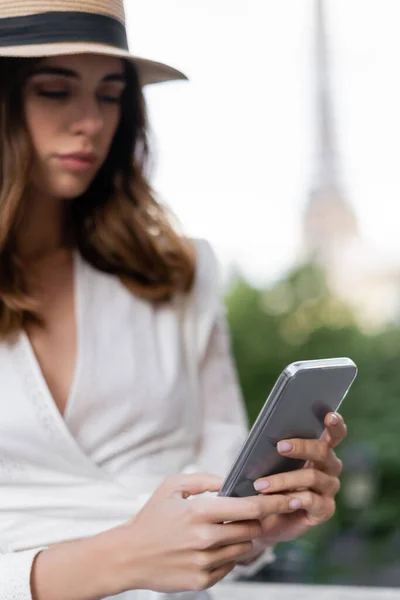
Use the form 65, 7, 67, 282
58, 185, 91, 200
51, 176, 94, 200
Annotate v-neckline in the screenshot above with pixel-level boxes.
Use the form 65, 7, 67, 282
20, 250, 82, 423
9, 252, 133, 483
10, 251, 108, 476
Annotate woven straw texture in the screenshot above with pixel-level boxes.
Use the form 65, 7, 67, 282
0, 1, 125, 24
0, 0, 187, 85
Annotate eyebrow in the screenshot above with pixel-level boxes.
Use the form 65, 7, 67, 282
30, 67, 127, 83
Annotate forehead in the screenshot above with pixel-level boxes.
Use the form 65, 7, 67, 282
36, 53, 125, 77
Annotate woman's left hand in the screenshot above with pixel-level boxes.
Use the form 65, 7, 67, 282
253, 411, 347, 546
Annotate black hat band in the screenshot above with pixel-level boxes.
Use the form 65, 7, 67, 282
0, 11, 129, 50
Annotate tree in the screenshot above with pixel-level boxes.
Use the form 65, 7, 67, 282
225, 263, 400, 581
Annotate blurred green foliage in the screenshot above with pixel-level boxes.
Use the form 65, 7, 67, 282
225, 262, 400, 577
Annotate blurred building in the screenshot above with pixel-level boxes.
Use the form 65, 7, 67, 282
301, 0, 400, 331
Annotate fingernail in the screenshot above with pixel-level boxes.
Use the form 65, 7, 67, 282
289, 499, 302, 510
254, 480, 270, 492
278, 441, 293, 453
330, 414, 339, 425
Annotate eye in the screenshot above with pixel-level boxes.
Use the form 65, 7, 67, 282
35, 87, 69, 100
97, 94, 122, 104
97, 82, 126, 105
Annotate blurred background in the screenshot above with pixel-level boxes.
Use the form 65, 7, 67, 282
127, 0, 400, 588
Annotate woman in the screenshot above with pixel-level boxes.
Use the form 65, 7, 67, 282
0, 2, 347, 599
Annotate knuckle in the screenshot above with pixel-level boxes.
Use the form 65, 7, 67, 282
249, 521, 263, 538
208, 564, 234, 588
278, 496, 290, 512
319, 442, 329, 462
231, 541, 253, 559
184, 502, 198, 523
189, 501, 207, 521
303, 491, 315, 508
193, 551, 211, 569
331, 477, 341, 495
309, 468, 320, 487
219, 562, 236, 581
248, 498, 263, 520
336, 458, 344, 475
279, 472, 291, 490
237, 521, 261, 541
192, 572, 211, 592
195, 526, 216, 550
324, 498, 336, 520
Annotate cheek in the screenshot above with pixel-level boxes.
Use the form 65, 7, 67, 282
24, 99, 59, 159
102, 108, 121, 152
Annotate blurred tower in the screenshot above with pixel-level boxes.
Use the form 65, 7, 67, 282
303, 0, 358, 266
301, 0, 400, 330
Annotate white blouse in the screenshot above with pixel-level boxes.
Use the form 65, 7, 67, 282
0, 240, 273, 600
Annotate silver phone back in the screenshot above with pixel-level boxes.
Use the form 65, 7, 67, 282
219, 358, 357, 497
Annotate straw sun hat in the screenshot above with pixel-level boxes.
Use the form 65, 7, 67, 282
0, 0, 187, 85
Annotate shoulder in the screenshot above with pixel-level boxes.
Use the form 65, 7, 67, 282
191, 238, 221, 300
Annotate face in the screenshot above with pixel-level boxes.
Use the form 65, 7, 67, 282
23, 53, 127, 200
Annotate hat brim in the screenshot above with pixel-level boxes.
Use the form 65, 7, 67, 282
0, 42, 188, 86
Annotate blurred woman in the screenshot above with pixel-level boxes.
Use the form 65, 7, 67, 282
0, 1, 346, 599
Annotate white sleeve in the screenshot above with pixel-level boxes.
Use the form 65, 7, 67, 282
181, 239, 248, 476
195, 308, 276, 577
183, 240, 275, 576
193, 305, 249, 477
0, 547, 47, 600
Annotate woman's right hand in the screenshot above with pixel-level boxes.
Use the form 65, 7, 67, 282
104, 472, 299, 595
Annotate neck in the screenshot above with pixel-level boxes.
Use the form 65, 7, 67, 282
17, 190, 71, 264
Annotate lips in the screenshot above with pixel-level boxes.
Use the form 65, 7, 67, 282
56, 152, 97, 173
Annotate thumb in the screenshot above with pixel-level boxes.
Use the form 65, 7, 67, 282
160, 473, 224, 498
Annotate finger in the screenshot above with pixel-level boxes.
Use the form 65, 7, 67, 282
254, 468, 340, 497
277, 438, 330, 463
304, 450, 343, 477
159, 473, 224, 498
288, 491, 336, 524
317, 449, 343, 477
190, 561, 236, 592
194, 493, 299, 523
196, 541, 254, 570
190, 521, 261, 551
207, 562, 236, 588
211, 521, 262, 547
278, 439, 343, 476
305, 452, 343, 477
322, 412, 347, 448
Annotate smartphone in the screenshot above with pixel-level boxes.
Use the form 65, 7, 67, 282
218, 357, 357, 498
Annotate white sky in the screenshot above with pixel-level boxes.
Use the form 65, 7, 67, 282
125, 0, 400, 284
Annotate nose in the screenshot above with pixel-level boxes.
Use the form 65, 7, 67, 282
70, 96, 104, 138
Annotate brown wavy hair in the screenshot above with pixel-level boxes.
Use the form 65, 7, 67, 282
0, 56, 196, 336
